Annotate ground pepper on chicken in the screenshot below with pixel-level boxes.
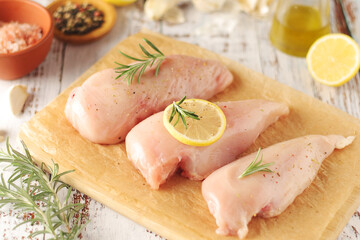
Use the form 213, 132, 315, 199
53, 2, 104, 35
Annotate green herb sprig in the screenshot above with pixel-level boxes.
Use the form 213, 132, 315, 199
115, 38, 165, 85
0, 140, 87, 239
239, 148, 274, 178
169, 96, 200, 129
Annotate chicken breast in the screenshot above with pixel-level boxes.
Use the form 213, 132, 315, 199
202, 135, 355, 239
126, 99, 289, 189
65, 55, 233, 144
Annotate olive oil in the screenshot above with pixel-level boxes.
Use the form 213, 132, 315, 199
270, 4, 330, 57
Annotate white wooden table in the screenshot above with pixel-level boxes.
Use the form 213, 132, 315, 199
1, 0, 360, 239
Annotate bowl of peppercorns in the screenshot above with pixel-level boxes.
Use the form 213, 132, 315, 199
47, 0, 116, 44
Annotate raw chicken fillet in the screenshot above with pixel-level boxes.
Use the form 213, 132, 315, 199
126, 100, 289, 189
202, 135, 355, 239
65, 55, 233, 144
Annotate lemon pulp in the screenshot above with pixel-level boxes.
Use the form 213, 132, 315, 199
306, 34, 360, 86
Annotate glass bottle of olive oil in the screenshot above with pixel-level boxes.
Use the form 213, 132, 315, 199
270, 0, 330, 57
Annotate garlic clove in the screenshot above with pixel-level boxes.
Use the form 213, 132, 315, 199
144, 0, 188, 21
144, 0, 178, 20
237, 0, 258, 12
8, 85, 29, 116
192, 0, 227, 12
163, 6, 186, 24
237, 0, 275, 16
0, 130, 5, 143
255, 0, 275, 17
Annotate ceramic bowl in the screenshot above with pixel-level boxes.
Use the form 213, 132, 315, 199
47, 0, 116, 44
0, 0, 54, 80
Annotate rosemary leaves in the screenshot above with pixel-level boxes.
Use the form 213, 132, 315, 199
169, 96, 200, 129
239, 148, 274, 178
0, 140, 87, 239
115, 38, 165, 85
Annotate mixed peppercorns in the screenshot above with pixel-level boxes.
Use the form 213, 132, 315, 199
53, 2, 104, 35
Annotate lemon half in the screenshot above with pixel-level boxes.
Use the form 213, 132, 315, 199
163, 99, 226, 147
306, 33, 360, 87
103, 0, 136, 6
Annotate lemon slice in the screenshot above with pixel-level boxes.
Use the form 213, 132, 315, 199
103, 0, 136, 6
306, 33, 360, 87
163, 99, 226, 146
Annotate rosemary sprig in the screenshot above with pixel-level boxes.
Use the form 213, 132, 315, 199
238, 148, 274, 178
115, 38, 165, 85
169, 96, 200, 129
0, 139, 87, 239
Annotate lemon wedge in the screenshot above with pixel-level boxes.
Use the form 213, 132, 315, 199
306, 33, 360, 87
163, 99, 226, 146
103, 0, 136, 6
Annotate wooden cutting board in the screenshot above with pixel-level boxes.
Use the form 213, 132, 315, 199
19, 29, 360, 240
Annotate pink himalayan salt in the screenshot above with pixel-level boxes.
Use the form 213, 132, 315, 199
0, 21, 42, 54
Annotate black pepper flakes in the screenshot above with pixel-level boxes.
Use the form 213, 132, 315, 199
53, 2, 104, 35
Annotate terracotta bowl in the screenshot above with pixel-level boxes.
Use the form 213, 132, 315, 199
0, 0, 53, 80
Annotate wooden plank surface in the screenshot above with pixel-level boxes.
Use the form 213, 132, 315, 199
17, 28, 360, 240
1, 0, 360, 239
